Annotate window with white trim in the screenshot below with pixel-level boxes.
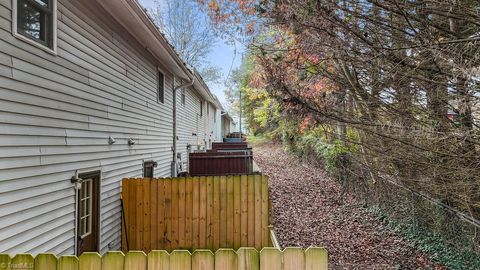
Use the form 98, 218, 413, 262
13, 0, 57, 51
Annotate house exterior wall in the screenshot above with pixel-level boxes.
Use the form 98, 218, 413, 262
0, 0, 175, 255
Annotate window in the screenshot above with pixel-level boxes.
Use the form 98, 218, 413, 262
79, 178, 93, 238
158, 71, 165, 103
13, 0, 57, 52
143, 160, 157, 178
200, 101, 203, 117
181, 89, 186, 105
214, 109, 217, 123
207, 104, 210, 116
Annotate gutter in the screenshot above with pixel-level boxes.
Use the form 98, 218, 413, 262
172, 73, 195, 177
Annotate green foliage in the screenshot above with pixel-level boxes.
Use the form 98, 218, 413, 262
369, 206, 480, 270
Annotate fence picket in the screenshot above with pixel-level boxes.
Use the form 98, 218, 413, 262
254, 175, 262, 250
164, 179, 173, 252
261, 176, 269, 247
79, 253, 101, 270
305, 248, 328, 270
212, 176, 221, 250
240, 175, 248, 246
178, 177, 186, 249
147, 250, 169, 270
199, 176, 208, 248
226, 176, 235, 248
233, 175, 242, 250
170, 251, 191, 270
124, 252, 147, 270
35, 253, 57, 270
215, 249, 237, 270
57, 255, 79, 270
150, 179, 158, 250
102, 252, 124, 270
192, 250, 214, 270
219, 176, 228, 247
172, 179, 180, 250
0, 254, 11, 270
0, 248, 328, 270
247, 176, 255, 247
237, 248, 259, 270
260, 248, 282, 270
206, 176, 214, 250
185, 177, 193, 250
192, 177, 200, 249
12, 254, 34, 270
283, 248, 305, 270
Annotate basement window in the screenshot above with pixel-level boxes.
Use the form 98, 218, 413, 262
143, 161, 157, 179
158, 71, 165, 104
13, 0, 57, 53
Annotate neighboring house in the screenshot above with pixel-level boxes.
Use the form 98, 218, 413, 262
0, 0, 232, 256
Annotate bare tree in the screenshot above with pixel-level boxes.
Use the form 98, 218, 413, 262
149, 0, 221, 82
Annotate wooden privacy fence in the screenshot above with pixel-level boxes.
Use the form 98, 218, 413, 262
0, 248, 328, 270
122, 175, 270, 253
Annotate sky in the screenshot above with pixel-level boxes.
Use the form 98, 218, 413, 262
138, 0, 244, 108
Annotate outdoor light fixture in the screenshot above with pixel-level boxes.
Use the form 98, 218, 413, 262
71, 170, 83, 190
128, 138, 136, 146
108, 136, 116, 145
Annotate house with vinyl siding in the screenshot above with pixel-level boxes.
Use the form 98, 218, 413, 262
0, 0, 232, 256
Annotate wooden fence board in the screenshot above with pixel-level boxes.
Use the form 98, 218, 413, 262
206, 176, 214, 250
143, 180, 151, 253
12, 254, 34, 270
260, 248, 282, 270
212, 176, 221, 250
170, 251, 191, 270
35, 253, 57, 270
219, 176, 228, 247
240, 175, 248, 246
192, 250, 215, 270
215, 249, 237, 270
79, 253, 101, 270
237, 248, 259, 270
102, 252, 124, 270
226, 176, 235, 248
305, 248, 328, 270
124, 252, 147, 270
57, 256, 79, 270
178, 178, 186, 249
122, 175, 271, 252
164, 179, 172, 252
233, 175, 242, 250
147, 251, 169, 270
247, 176, 255, 247
185, 177, 193, 250
261, 176, 269, 248
192, 177, 200, 249
171, 179, 179, 250
0, 249, 328, 270
199, 176, 207, 248
283, 248, 305, 270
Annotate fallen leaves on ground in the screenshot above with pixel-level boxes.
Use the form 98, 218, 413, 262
254, 142, 445, 270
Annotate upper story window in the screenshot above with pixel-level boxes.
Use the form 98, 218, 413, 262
158, 71, 165, 103
200, 101, 203, 117
181, 89, 186, 105
13, 0, 57, 53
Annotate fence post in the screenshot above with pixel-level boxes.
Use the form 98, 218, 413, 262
35, 254, 57, 270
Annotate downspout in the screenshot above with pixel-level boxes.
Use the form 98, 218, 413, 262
172, 73, 195, 177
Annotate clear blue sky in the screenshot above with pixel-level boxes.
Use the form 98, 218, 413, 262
138, 0, 244, 107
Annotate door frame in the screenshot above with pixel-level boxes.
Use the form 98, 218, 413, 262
76, 170, 101, 255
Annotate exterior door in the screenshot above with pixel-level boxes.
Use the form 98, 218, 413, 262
77, 172, 100, 254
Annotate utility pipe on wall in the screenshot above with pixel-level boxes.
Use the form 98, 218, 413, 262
172, 73, 195, 177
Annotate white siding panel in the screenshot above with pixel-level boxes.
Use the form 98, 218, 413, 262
0, 0, 175, 255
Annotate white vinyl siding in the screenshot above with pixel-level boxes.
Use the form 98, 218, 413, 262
0, 0, 174, 255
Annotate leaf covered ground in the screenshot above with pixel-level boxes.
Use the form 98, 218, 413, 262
254, 142, 445, 270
